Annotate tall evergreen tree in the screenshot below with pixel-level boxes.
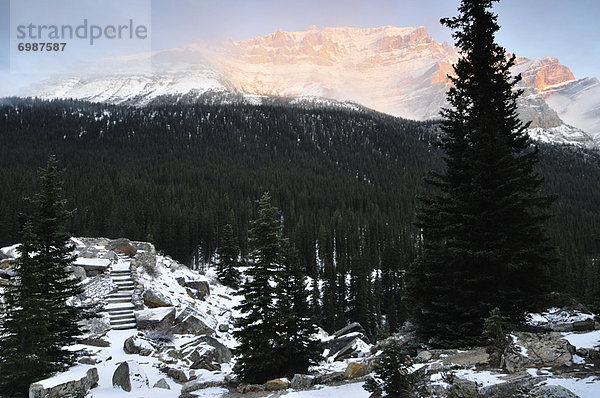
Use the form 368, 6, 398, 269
0, 156, 86, 397
233, 193, 286, 383
216, 224, 241, 288
274, 242, 321, 376
407, 0, 555, 347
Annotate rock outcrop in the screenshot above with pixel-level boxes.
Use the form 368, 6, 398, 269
112, 360, 149, 392
29, 367, 98, 398
503, 332, 575, 372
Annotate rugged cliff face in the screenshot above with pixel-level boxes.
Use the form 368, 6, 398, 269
25, 25, 599, 145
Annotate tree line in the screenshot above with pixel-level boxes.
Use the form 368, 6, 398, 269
0, 98, 599, 336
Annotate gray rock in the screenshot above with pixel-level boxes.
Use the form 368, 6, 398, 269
78, 246, 100, 258
480, 373, 546, 398
290, 374, 315, 390
143, 288, 172, 308
81, 337, 110, 347
135, 252, 158, 277
78, 356, 102, 365
185, 281, 210, 299
416, 350, 433, 362
174, 313, 214, 336
135, 307, 176, 330
107, 238, 137, 257
176, 277, 186, 286
30, 367, 98, 398
333, 322, 369, 341
67, 265, 87, 281
504, 332, 575, 372
132, 241, 156, 254
80, 312, 111, 335
573, 319, 596, 331
153, 377, 171, 390
218, 324, 229, 332
184, 336, 233, 364
181, 379, 225, 393
100, 250, 119, 262
313, 371, 345, 385
73, 257, 111, 276
112, 360, 149, 392
441, 347, 490, 366
529, 384, 580, 398
448, 377, 480, 398
124, 335, 154, 355
0, 267, 15, 279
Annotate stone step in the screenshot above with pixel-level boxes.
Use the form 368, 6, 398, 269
108, 310, 134, 317
110, 313, 135, 322
112, 323, 137, 330
108, 293, 133, 299
112, 275, 132, 280
105, 303, 135, 312
110, 317, 137, 325
106, 298, 132, 304
110, 270, 131, 274
114, 283, 135, 288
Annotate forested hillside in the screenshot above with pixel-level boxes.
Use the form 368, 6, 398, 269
1, 98, 599, 333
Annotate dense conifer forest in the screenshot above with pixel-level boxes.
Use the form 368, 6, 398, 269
1, 98, 599, 335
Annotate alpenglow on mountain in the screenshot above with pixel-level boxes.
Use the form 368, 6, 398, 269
26, 26, 599, 147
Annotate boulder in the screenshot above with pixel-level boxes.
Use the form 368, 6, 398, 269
218, 324, 230, 332
573, 319, 596, 331
78, 246, 100, 258
107, 238, 137, 257
81, 337, 110, 347
184, 336, 232, 363
314, 372, 345, 385
174, 313, 214, 336
67, 265, 87, 281
479, 373, 546, 397
529, 384, 580, 398
441, 347, 490, 366
163, 367, 188, 383
112, 360, 149, 392
124, 335, 154, 355
80, 312, 111, 335
181, 379, 225, 393
334, 322, 369, 341
265, 378, 290, 391
503, 332, 575, 372
416, 350, 433, 362
448, 377, 480, 398
237, 384, 265, 393
135, 307, 176, 330
185, 281, 210, 299
290, 374, 314, 390
176, 277, 186, 286
0, 267, 15, 279
73, 257, 111, 276
132, 241, 156, 254
143, 288, 173, 308
344, 362, 368, 379
29, 367, 98, 398
135, 252, 158, 277
153, 378, 171, 389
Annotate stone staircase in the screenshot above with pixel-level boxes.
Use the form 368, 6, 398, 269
106, 255, 137, 330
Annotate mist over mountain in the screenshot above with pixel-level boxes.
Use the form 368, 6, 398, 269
24, 25, 599, 147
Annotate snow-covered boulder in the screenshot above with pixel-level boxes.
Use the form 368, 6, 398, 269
123, 335, 155, 355
142, 288, 172, 308
29, 366, 98, 398
504, 332, 575, 372
135, 306, 176, 330
112, 360, 149, 392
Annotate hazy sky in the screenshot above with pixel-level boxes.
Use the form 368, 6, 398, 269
1, 0, 599, 96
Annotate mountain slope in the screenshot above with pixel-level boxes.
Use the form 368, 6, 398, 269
22, 26, 598, 147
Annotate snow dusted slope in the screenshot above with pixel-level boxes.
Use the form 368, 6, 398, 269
543, 78, 600, 144
22, 26, 599, 148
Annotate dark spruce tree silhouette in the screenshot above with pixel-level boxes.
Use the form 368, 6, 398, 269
407, 0, 556, 347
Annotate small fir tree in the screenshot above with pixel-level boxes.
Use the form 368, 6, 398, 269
274, 242, 321, 376
364, 339, 417, 398
216, 224, 241, 288
233, 193, 286, 383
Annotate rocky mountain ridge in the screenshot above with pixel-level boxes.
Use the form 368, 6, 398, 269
23, 25, 599, 148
